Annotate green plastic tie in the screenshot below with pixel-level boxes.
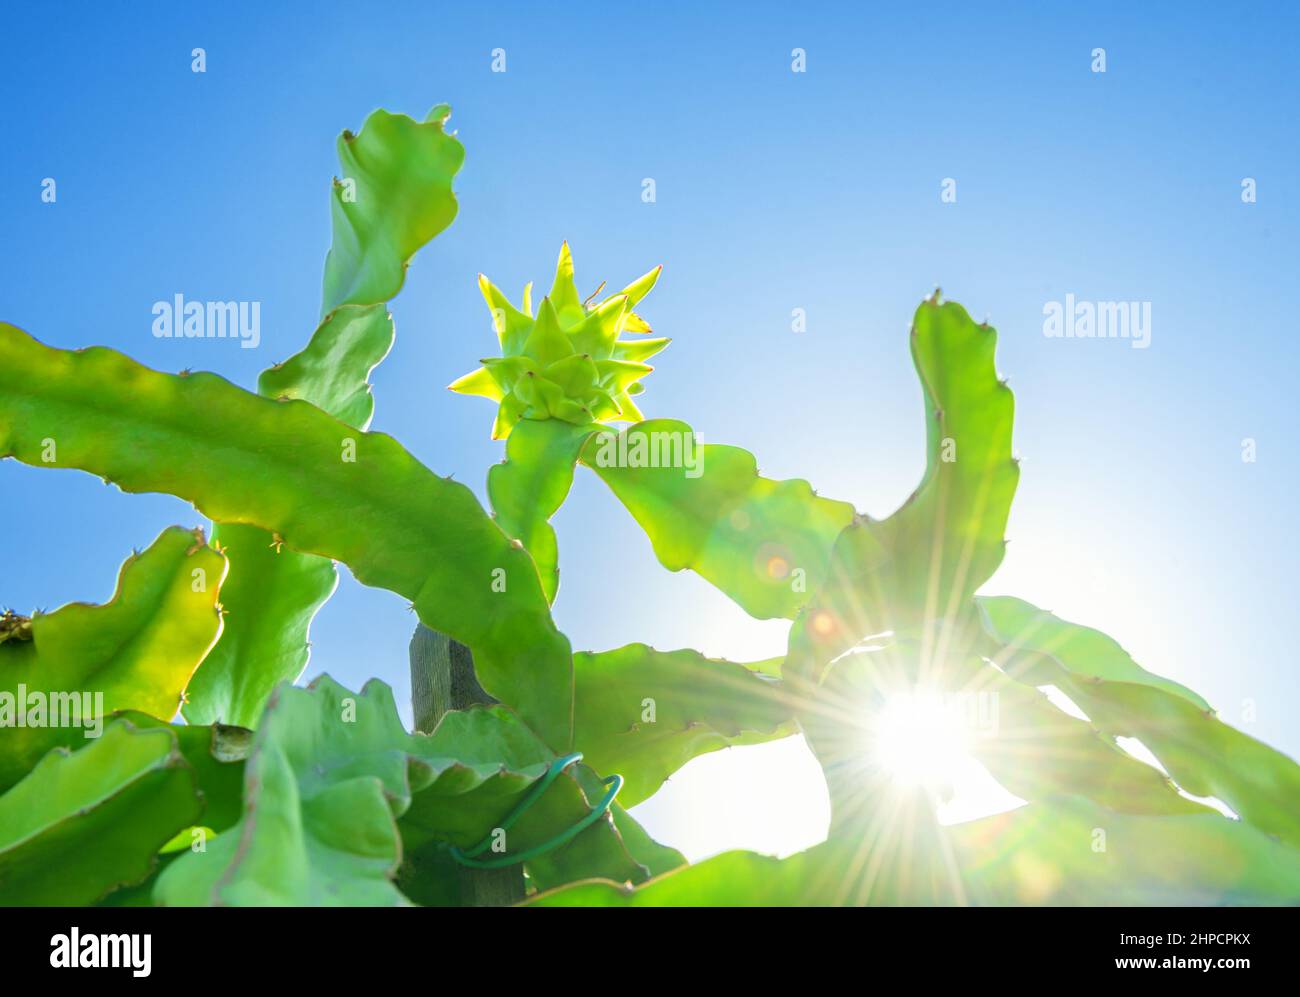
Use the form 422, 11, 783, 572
448, 751, 623, 869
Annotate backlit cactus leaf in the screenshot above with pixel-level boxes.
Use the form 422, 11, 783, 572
581, 420, 856, 620
258, 304, 395, 427
1058, 682, 1300, 848
261, 104, 462, 421
488, 418, 598, 603
320, 105, 464, 315
979, 596, 1300, 847
881, 297, 1018, 617
976, 596, 1209, 707
0, 324, 573, 748
788, 296, 1018, 680
193, 106, 463, 729
528, 797, 1300, 906
183, 525, 338, 727
570, 643, 797, 807
0, 526, 226, 790
0, 720, 203, 905
947, 797, 1300, 905
451, 244, 664, 440
953, 657, 1209, 816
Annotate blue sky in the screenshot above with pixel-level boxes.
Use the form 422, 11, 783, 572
2, 1, 1296, 859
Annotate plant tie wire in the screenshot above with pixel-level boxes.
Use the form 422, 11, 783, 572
448, 751, 622, 869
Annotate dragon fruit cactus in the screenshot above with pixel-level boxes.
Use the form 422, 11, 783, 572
449, 243, 667, 438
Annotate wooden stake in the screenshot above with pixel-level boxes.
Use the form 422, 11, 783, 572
409, 624, 525, 906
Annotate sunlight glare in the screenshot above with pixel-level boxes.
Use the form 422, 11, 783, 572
872, 691, 974, 787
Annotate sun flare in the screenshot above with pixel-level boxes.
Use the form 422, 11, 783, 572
871, 692, 975, 787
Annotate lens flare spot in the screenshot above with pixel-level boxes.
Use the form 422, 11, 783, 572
810, 610, 837, 637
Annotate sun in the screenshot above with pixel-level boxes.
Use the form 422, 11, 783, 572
871, 691, 975, 788
864, 687, 1025, 827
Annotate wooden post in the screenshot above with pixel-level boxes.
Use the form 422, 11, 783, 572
409, 624, 526, 906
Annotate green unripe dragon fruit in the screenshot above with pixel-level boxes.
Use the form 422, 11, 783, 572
449, 243, 668, 439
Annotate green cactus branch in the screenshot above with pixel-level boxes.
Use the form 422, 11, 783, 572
190, 105, 465, 728
569, 643, 798, 808
0, 721, 205, 905
787, 296, 1019, 686
581, 420, 857, 621
0, 322, 573, 750
0, 526, 226, 789
978, 596, 1300, 847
